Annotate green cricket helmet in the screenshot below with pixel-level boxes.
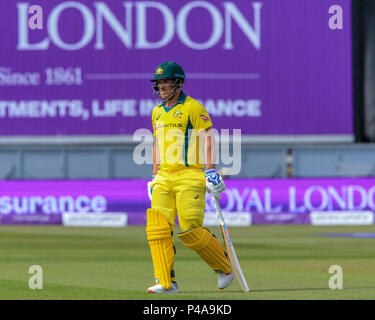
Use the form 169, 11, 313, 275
151, 61, 185, 102
150, 61, 185, 82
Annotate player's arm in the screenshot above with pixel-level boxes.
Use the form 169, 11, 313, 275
149, 107, 159, 200
153, 137, 160, 175
200, 126, 226, 199
148, 138, 159, 201
203, 126, 215, 170
193, 104, 225, 198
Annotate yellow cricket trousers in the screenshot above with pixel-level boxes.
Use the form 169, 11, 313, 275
150, 167, 206, 232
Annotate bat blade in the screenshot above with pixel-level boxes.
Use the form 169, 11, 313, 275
212, 195, 249, 292
220, 223, 249, 292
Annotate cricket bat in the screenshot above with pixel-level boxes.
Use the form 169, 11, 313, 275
213, 196, 250, 292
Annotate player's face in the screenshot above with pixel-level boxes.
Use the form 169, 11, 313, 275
157, 79, 174, 100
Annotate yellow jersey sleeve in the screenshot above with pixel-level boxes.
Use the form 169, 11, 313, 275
189, 102, 213, 133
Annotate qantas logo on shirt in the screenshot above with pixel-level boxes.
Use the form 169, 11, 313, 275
156, 123, 183, 129
200, 115, 209, 121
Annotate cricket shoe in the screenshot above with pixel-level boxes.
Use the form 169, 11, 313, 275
147, 281, 179, 293
218, 272, 233, 290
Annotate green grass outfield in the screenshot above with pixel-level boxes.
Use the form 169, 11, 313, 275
1, 225, 375, 300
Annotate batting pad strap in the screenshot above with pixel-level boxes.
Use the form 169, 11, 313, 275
178, 227, 232, 274
147, 225, 172, 241
146, 208, 175, 290
177, 227, 211, 251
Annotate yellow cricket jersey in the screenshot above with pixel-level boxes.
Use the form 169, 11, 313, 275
152, 91, 212, 171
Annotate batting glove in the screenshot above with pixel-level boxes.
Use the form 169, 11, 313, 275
147, 175, 155, 201
205, 169, 226, 199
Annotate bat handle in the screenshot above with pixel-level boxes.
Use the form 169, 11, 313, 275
212, 195, 225, 225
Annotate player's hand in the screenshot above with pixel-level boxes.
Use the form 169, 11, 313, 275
205, 169, 226, 200
147, 175, 155, 201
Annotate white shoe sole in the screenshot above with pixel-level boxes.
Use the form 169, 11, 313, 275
147, 283, 179, 293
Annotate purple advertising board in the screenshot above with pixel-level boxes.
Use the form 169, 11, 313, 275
0, 178, 374, 226
0, 0, 352, 142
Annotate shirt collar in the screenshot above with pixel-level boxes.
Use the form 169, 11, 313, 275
160, 91, 187, 107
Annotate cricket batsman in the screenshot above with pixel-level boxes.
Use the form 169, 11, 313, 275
146, 61, 233, 293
